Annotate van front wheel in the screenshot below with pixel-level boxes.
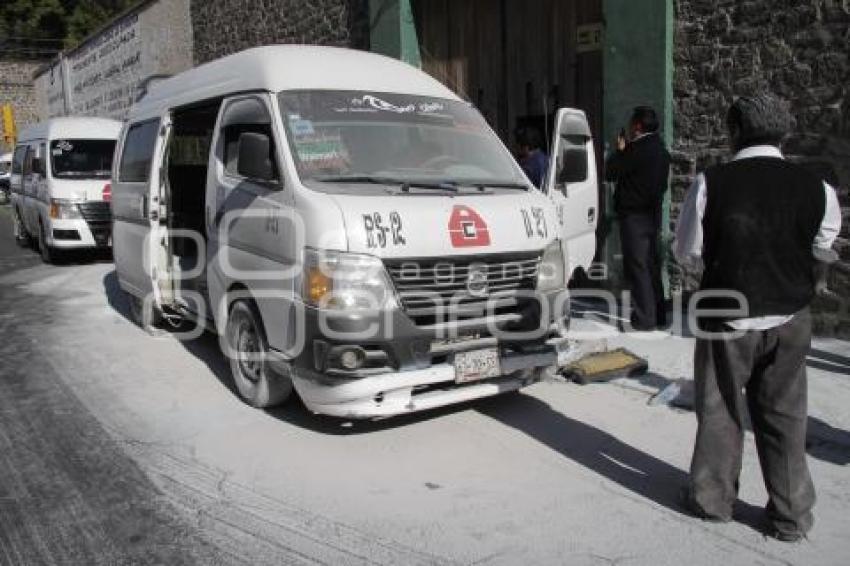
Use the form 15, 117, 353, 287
226, 300, 292, 408
38, 222, 57, 264
13, 208, 31, 248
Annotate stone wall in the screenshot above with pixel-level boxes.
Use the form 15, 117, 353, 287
0, 61, 42, 152
673, 0, 850, 336
190, 0, 370, 65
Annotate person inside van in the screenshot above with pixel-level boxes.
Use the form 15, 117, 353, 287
515, 126, 549, 188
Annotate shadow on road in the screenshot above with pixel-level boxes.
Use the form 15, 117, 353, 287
101, 268, 474, 435
806, 416, 850, 466
807, 348, 850, 376
476, 392, 766, 531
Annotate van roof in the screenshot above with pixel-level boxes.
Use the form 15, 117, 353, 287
18, 117, 123, 142
130, 45, 464, 121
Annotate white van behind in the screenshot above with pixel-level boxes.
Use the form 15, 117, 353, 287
112, 46, 598, 418
11, 117, 121, 262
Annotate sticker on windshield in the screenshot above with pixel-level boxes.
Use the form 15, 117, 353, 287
294, 136, 350, 174
288, 116, 315, 136
53, 140, 73, 154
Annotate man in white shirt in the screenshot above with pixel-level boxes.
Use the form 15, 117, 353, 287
674, 94, 842, 541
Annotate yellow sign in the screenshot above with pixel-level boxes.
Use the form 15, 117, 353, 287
577, 23, 604, 53
2, 105, 16, 147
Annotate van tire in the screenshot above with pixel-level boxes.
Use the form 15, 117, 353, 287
126, 291, 163, 328
226, 299, 293, 408
13, 208, 31, 248
38, 221, 57, 264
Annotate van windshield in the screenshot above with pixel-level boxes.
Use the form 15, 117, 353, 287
278, 90, 526, 189
50, 139, 115, 179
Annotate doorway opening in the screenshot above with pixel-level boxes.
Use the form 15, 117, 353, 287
165, 100, 222, 313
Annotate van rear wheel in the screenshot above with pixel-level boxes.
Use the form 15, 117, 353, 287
226, 299, 292, 408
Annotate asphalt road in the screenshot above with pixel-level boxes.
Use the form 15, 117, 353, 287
1, 203, 849, 566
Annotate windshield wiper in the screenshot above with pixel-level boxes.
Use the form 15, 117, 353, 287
314, 175, 458, 193
462, 181, 531, 191
314, 175, 401, 185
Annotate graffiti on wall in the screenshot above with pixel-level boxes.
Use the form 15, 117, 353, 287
34, 0, 192, 121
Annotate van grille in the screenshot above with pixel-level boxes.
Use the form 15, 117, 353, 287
77, 201, 112, 223
77, 201, 112, 246
384, 252, 541, 328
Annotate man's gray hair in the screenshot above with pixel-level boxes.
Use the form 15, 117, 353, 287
726, 94, 793, 150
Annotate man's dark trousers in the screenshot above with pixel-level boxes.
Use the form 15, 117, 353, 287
690, 309, 816, 535
619, 212, 664, 329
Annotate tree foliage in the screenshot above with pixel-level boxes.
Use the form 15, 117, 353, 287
0, 0, 137, 58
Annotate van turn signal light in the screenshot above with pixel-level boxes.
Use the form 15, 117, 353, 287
306, 268, 332, 305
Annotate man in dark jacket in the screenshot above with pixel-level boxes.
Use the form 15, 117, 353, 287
675, 95, 842, 541
605, 106, 671, 330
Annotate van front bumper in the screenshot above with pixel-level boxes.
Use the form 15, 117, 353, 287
284, 289, 569, 418
291, 348, 556, 419
47, 217, 110, 249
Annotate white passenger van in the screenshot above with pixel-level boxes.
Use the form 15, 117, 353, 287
112, 46, 598, 418
11, 117, 122, 262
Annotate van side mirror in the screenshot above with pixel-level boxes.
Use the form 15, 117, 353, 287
237, 132, 276, 182
556, 139, 588, 185
31, 157, 44, 176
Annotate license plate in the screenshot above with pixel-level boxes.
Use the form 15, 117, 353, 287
454, 348, 501, 384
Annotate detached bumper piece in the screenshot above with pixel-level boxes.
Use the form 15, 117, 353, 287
562, 348, 648, 385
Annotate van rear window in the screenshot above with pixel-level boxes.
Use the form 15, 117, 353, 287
119, 120, 159, 182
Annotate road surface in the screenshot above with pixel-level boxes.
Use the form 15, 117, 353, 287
1, 204, 849, 565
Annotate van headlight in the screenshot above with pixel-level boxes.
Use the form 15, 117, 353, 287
49, 199, 82, 220
537, 240, 566, 291
301, 248, 398, 311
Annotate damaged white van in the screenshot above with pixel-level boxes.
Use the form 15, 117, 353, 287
112, 46, 598, 418
11, 117, 122, 262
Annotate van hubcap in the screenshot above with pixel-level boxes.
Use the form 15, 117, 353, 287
235, 320, 262, 383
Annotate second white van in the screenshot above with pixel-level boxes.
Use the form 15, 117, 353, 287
11, 117, 122, 262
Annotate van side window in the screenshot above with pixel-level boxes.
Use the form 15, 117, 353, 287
11, 145, 26, 175
220, 97, 279, 183
22, 146, 34, 176
120, 120, 160, 182
34, 143, 47, 176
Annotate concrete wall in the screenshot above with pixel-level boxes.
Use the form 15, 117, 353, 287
33, 0, 194, 121
0, 61, 42, 152
190, 0, 369, 65
673, 0, 850, 336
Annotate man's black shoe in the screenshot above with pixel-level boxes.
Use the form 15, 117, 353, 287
767, 529, 805, 543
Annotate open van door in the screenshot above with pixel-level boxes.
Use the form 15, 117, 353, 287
112, 114, 173, 323
543, 108, 599, 277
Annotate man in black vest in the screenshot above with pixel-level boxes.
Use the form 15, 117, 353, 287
606, 106, 671, 330
675, 95, 842, 541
